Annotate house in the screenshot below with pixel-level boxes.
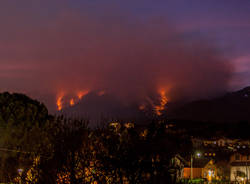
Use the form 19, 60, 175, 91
183, 158, 218, 182
217, 138, 226, 147
230, 153, 250, 183
191, 137, 250, 149
169, 154, 188, 182
203, 160, 218, 181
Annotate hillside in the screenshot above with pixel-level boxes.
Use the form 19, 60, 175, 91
168, 86, 250, 122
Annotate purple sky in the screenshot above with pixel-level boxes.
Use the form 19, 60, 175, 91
0, 0, 250, 111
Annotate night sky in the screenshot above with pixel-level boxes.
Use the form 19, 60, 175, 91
0, 0, 250, 111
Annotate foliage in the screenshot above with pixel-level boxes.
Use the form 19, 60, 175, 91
0, 92, 52, 182
34, 119, 191, 184
0, 92, 192, 183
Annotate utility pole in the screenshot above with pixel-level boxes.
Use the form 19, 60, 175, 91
191, 154, 193, 180
246, 162, 248, 183
190, 152, 201, 180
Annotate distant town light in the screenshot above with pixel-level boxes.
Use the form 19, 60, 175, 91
124, 122, 134, 129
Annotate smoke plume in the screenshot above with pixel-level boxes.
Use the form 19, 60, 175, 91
0, 3, 233, 111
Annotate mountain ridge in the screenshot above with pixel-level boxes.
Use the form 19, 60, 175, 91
167, 86, 250, 122
59, 86, 250, 123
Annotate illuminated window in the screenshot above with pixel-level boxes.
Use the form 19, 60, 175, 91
208, 170, 212, 176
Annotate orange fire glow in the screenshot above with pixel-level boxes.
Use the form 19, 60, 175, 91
56, 88, 168, 114
154, 90, 168, 116
56, 90, 89, 110
56, 93, 64, 111
70, 98, 75, 106
77, 90, 89, 100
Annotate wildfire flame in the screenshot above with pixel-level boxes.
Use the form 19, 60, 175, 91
154, 90, 168, 116
56, 93, 64, 111
138, 89, 169, 115
70, 98, 75, 106
77, 90, 89, 100
56, 89, 168, 114
56, 90, 89, 111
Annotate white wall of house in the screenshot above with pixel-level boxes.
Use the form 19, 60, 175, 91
230, 166, 250, 181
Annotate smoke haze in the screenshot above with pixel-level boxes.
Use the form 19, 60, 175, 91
0, 1, 233, 111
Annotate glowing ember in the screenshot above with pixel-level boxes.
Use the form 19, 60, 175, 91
77, 90, 89, 100
70, 98, 75, 106
56, 93, 64, 111
154, 90, 168, 116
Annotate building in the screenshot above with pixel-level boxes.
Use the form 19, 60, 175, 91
192, 137, 250, 150
169, 154, 188, 182
230, 153, 250, 183
183, 159, 218, 182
